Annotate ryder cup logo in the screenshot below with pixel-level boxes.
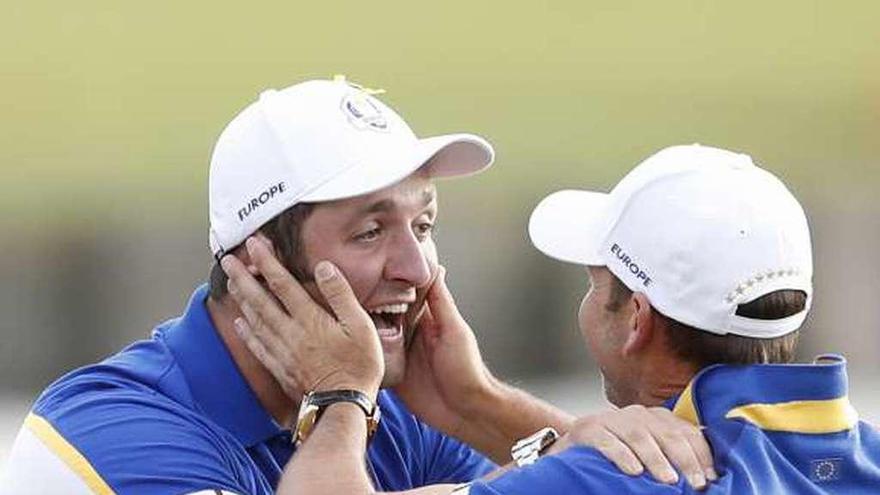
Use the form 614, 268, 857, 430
341, 92, 388, 131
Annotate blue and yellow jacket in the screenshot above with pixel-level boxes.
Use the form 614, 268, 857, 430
471, 355, 880, 494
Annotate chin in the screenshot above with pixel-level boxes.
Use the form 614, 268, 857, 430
601, 373, 627, 408
380, 361, 406, 388
379, 347, 407, 388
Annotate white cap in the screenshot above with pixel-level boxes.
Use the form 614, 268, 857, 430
209, 78, 494, 257
529, 144, 813, 338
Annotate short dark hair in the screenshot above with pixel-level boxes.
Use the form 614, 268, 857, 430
209, 203, 315, 300
606, 274, 805, 367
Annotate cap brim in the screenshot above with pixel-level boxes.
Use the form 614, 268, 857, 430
301, 133, 493, 203
528, 189, 610, 266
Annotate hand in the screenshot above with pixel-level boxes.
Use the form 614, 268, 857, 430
221, 237, 384, 399
546, 405, 717, 490
394, 266, 496, 435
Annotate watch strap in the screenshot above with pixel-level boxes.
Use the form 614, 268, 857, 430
293, 389, 381, 445
307, 390, 377, 417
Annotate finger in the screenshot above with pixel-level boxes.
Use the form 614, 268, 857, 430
313, 261, 370, 333
648, 426, 705, 489
585, 427, 645, 476
222, 254, 289, 332
234, 294, 286, 353
691, 428, 718, 481
244, 236, 317, 317
404, 269, 436, 334
415, 305, 440, 344
655, 409, 716, 482
603, 411, 679, 485
233, 317, 298, 399
638, 408, 708, 489
425, 266, 467, 329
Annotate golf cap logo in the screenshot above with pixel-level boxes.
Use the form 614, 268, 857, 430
341, 92, 388, 131
237, 182, 287, 222
610, 243, 653, 287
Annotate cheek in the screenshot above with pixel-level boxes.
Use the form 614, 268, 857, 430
329, 256, 385, 302
304, 241, 385, 303
578, 294, 605, 355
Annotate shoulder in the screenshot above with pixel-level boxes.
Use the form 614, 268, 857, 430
3, 342, 255, 494
469, 446, 685, 495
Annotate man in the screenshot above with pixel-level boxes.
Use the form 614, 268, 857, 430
1, 79, 710, 494
224, 144, 880, 493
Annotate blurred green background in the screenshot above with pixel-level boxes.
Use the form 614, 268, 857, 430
2, 0, 879, 459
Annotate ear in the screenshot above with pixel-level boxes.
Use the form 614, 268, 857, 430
621, 292, 656, 356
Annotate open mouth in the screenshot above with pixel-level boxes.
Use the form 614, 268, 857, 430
368, 303, 409, 341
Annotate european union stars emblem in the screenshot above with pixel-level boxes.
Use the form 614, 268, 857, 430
810, 458, 843, 483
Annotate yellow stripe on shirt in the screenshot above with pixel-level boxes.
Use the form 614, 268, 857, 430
24, 413, 116, 495
725, 397, 858, 434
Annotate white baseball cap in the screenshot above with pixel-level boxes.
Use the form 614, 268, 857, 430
529, 144, 813, 338
209, 78, 494, 257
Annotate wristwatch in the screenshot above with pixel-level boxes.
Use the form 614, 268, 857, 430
511, 427, 560, 467
293, 390, 381, 445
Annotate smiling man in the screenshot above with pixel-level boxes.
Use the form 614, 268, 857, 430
2, 78, 503, 494
2, 79, 710, 494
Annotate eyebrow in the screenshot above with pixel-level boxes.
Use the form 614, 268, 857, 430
361, 188, 436, 215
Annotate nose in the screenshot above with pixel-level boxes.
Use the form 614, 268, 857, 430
384, 231, 432, 288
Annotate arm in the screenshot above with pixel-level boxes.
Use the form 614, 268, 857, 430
397, 271, 714, 487
394, 268, 573, 464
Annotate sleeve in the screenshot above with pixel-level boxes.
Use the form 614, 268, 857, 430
420, 423, 497, 485
4, 390, 255, 495
467, 446, 686, 495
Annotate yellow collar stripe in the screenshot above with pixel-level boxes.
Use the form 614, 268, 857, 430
672, 381, 700, 426
725, 397, 858, 434
25, 413, 116, 495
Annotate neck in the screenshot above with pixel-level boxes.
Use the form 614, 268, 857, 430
634, 350, 698, 407
206, 295, 299, 427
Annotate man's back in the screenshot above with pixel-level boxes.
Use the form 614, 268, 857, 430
467, 356, 880, 494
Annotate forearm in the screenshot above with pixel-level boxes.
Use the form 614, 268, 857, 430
278, 403, 374, 495
278, 402, 462, 495
454, 376, 575, 464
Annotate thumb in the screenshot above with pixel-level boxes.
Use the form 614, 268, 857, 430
415, 305, 440, 348
426, 266, 466, 328
314, 261, 369, 332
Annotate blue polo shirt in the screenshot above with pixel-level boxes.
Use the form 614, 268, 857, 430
470, 356, 880, 494
4, 285, 494, 494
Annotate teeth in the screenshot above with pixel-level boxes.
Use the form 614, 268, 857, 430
370, 303, 409, 315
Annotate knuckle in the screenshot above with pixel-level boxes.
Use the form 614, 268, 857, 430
591, 435, 618, 451
266, 274, 288, 294
623, 404, 647, 414
648, 406, 674, 419
660, 433, 689, 452
621, 428, 651, 446
683, 429, 707, 448
621, 404, 648, 420
598, 441, 628, 458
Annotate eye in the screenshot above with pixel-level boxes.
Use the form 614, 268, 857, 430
354, 226, 382, 243
414, 221, 435, 240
